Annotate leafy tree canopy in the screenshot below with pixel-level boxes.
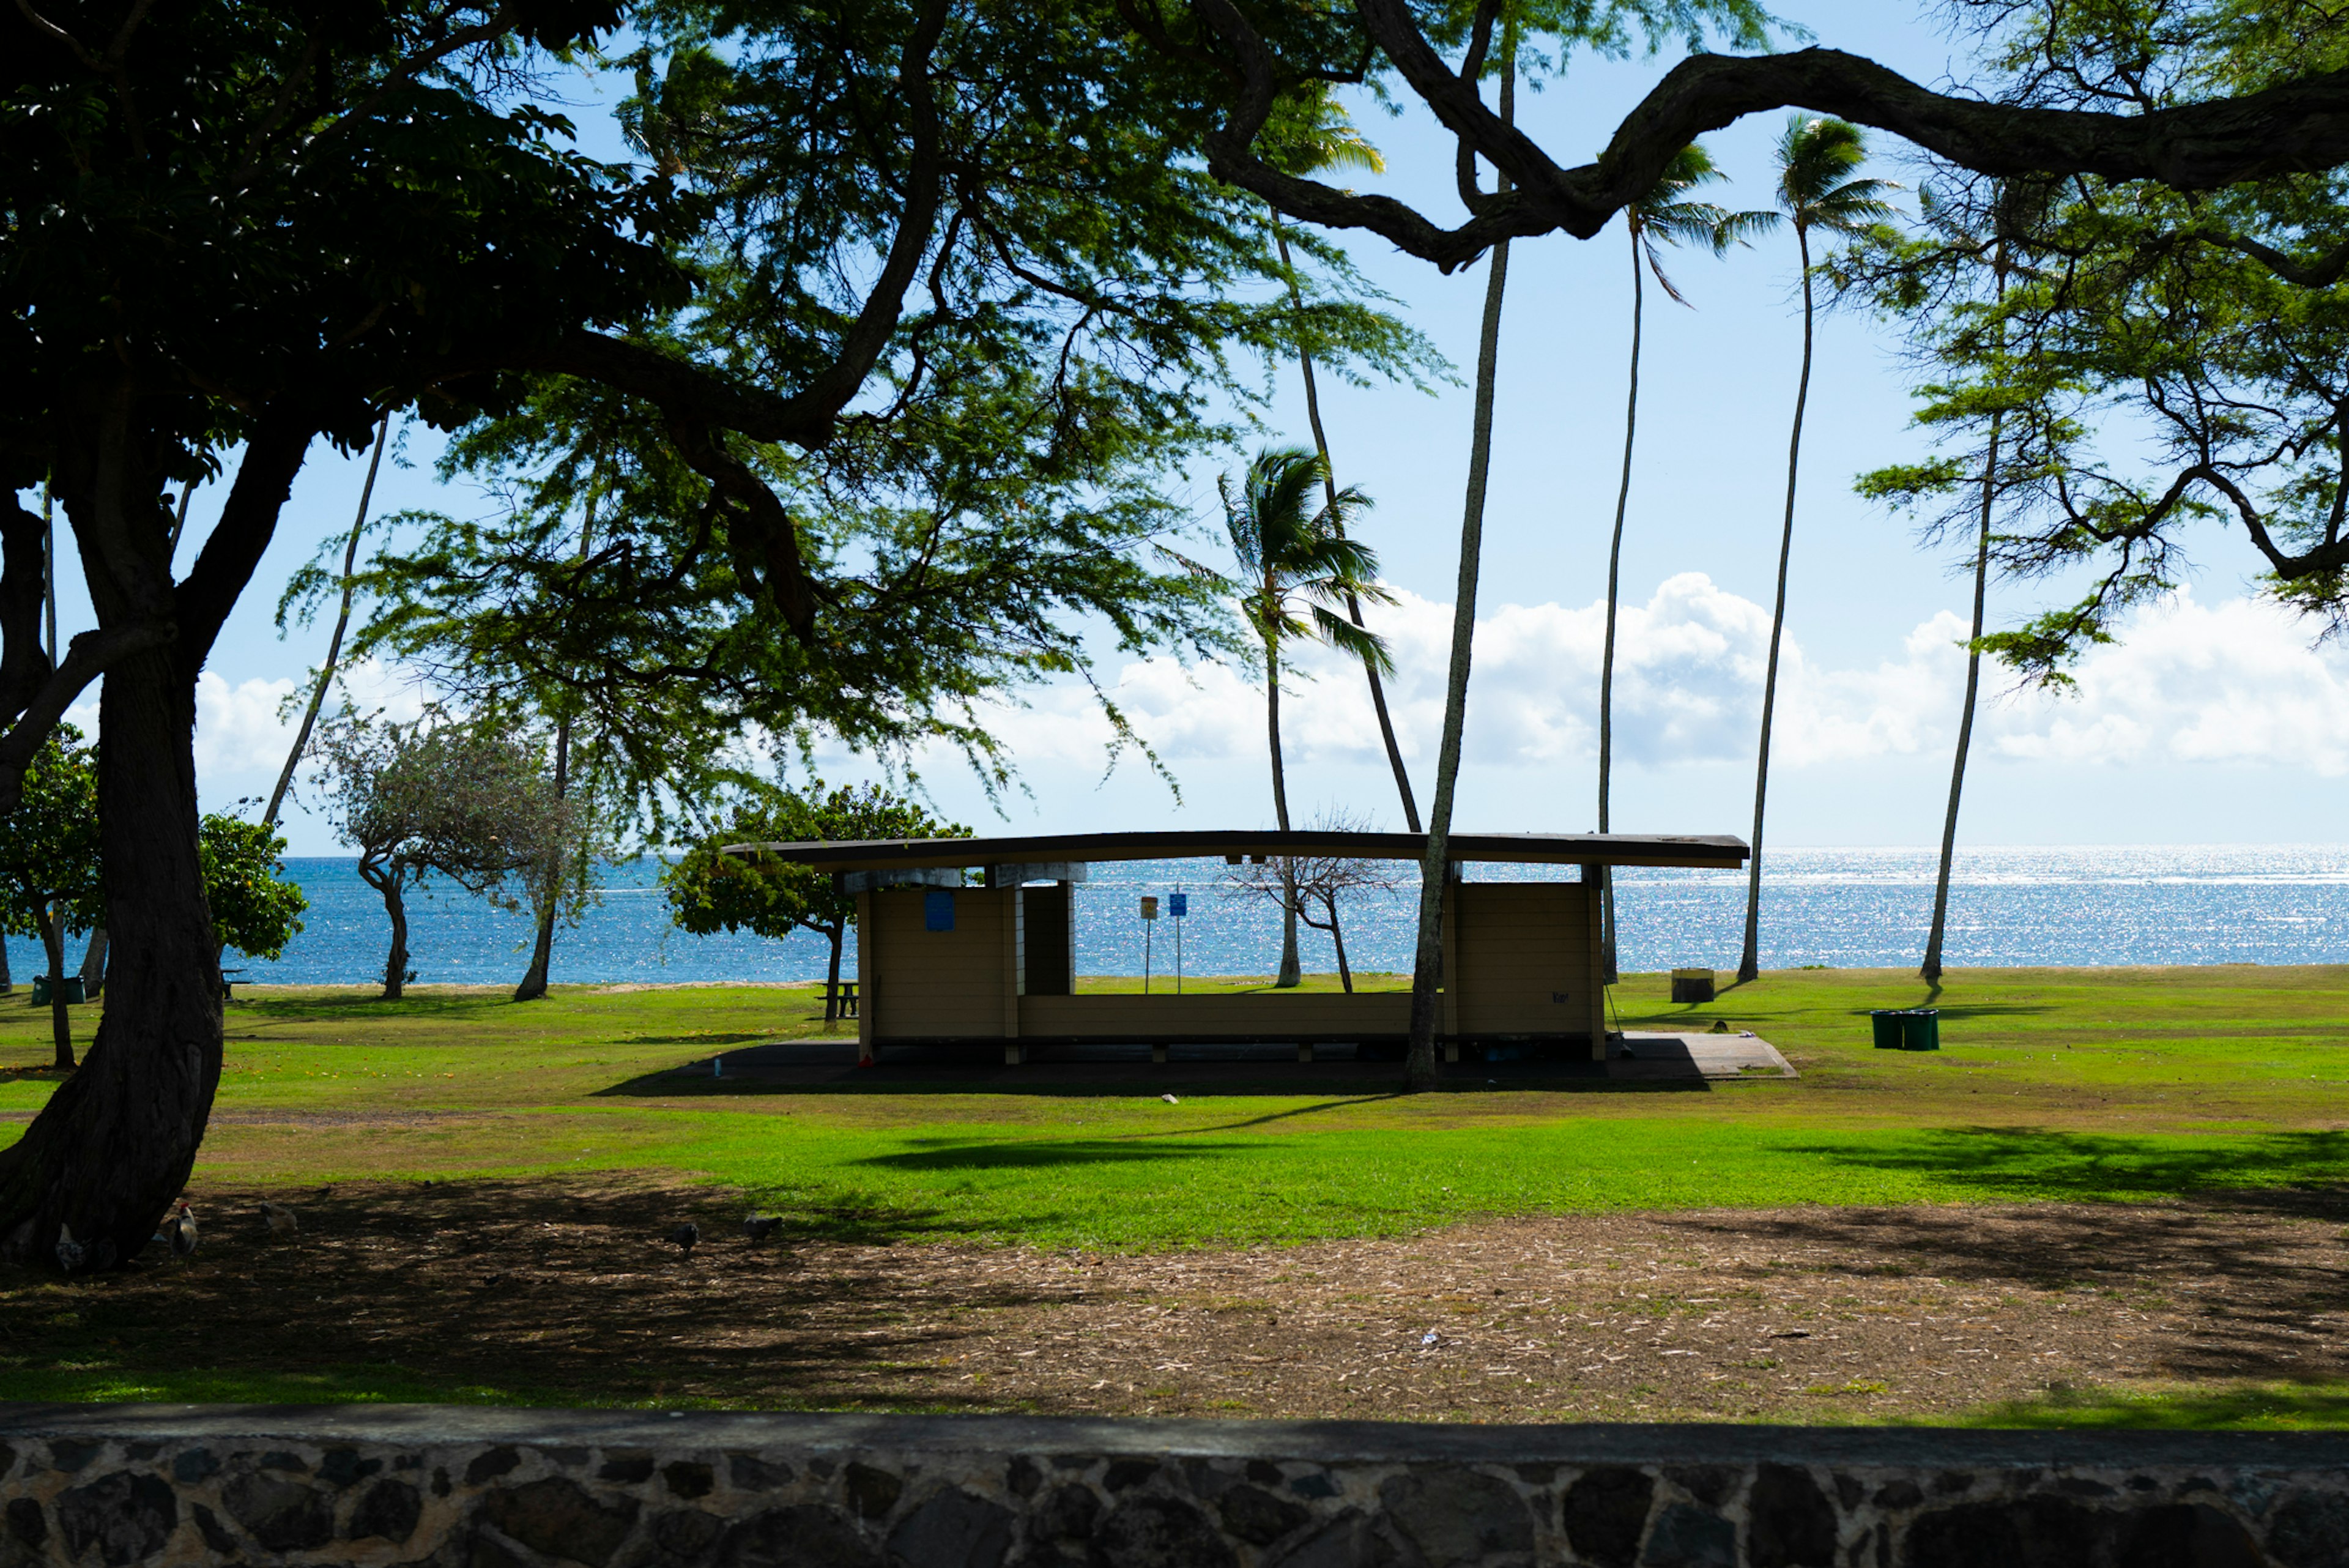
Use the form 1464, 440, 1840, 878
1844, 2, 2349, 682
325, 0, 1445, 831
199, 815, 309, 963
665, 782, 967, 946
0, 725, 101, 943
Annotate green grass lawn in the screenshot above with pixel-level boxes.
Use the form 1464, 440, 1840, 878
1, 965, 2342, 1249
0, 966, 2342, 1425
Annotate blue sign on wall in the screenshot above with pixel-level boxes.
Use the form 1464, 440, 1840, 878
1167, 893, 1188, 918
924, 890, 956, 931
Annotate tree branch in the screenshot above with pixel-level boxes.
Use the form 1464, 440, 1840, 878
0, 620, 175, 812
0, 496, 53, 725
1179, 0, 2349, 271
174, 409, 318, 674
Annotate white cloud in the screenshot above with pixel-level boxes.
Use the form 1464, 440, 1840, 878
1986, 589, 2349, 776
929, 577, 2349, 782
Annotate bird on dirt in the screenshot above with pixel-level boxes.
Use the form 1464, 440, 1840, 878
167, 1202, 199, 1258
667, 1222, 700, 1255
259, 1202, 299, 1239
1160, 1093, 1179, 1105
54, 1223, 85, 1274
743, 1216, 779, 1243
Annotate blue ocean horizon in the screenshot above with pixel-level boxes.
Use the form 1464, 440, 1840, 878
5, 844, 2345, 988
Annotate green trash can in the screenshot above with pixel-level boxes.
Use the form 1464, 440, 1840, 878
1870, 1009, 1906, 1049
30, 976, 85, 1007
1901, 1008, 1941, 1051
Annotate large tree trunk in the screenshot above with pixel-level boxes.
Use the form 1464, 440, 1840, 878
1739, 228, 1816, 984
1273, 221, 1422, 833
41, 907, 73, 1071
1407, 39, 1515, 1090
0, 645, 223, 1271
1598, 223, 1646, 986
0, 374, 308, 1273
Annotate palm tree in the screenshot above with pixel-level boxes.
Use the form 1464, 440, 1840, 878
1596, 143, 1764, 979
1737, 117, 1898, 984
1262, 95, 1422, 831
1406, 9, 1515, 1088
1220, 446, 1391, 988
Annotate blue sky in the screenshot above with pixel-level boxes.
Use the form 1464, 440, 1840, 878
36, 2, 2349, 853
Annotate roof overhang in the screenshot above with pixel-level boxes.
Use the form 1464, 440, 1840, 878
719, 829, 1748, 872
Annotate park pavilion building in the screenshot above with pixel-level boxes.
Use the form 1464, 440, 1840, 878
722, 830, 1748, 1065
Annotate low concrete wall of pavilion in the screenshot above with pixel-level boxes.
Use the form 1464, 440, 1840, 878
856, 878, 1610, 1055
1, 1403, 2342, 1566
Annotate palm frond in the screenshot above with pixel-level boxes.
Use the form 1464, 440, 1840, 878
1311, 605, 1395, 675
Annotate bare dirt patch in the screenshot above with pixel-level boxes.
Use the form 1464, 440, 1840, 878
5, 1180, 2343, 1422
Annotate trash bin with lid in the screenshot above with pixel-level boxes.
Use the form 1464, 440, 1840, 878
31, 975, 86, 1007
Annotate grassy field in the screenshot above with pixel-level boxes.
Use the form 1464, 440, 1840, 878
0, 965, 2341, 1425
0, 966, 2342, 1246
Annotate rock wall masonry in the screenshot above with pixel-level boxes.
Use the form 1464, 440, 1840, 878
0, 1404, 2343, 1566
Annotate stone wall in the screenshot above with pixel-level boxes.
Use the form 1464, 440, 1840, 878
0, 1403, 2343, 1567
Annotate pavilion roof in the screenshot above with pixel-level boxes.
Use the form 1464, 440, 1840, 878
720, 829, 1748, 872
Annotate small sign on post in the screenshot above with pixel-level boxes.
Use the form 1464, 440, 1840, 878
1140, 896, 1157, 993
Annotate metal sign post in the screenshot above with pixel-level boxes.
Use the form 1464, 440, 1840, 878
1140, 895, 1159, 994
1168, 890, 1188, 994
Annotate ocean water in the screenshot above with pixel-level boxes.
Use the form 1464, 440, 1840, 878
3, 844, 2344, 988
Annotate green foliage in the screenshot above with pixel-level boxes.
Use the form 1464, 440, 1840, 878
0, 726, 101, 943
315, 709, 569, 908
1220, 447, 1393, 676
1625, 142, 1766, 303
663, 783, 967, 946
1846, 3, 2349, 680
328, 0, 1449, 827
0, 0, 687, 486
199, 816, 308, 962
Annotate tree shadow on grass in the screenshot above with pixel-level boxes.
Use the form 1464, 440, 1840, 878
230, 993, 510, 1022
1939, 1380, 2349, 1432
2, 1176, 1064, 1414
618, 1033, 771, 1047
847, 1138, 1240, 1173
1781, 1126, 2349, 1204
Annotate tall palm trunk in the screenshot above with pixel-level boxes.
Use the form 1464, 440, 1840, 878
1266, 631, 1302, 987
1924, 252, 2011, 984
265, 415, 390, 829
516, 483, 599, 1001
1273, 222, 1422, 833
514, 716, 574, 1000
1597, 222, 1647, 984
1407, 40, 1513, 1089
1739, 228, 1815, 983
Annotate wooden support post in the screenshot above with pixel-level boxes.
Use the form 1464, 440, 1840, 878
1001, 886, 1021, 1044
1440, 877, 1461, 1063
1151, 1042, 1168, 1065
855, 890, 875, 1066
1583, 864, 1610, 1061
1297, 1042, 1313, 1063
1005, 1042, 1023, 1065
